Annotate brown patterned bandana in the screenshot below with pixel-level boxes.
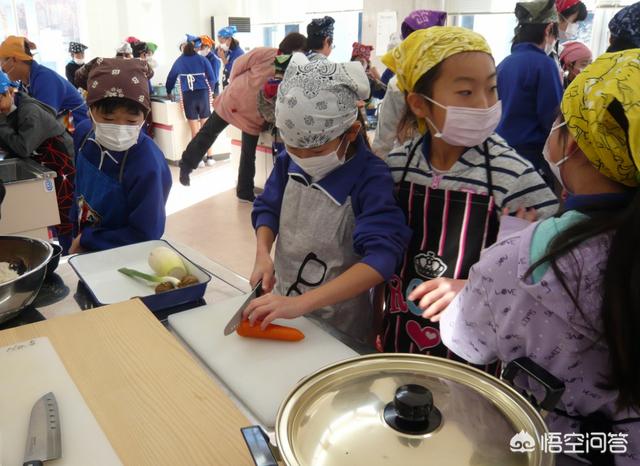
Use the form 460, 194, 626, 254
86, 57, 151, 112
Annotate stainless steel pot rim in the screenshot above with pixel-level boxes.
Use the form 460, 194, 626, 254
0, 236, 53, 286
274, 353, 552, 466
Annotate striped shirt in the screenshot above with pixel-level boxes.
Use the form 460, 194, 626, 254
387, 134, 559, 219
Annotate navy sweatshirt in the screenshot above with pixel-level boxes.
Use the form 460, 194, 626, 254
71, 119, 172, 251
166, 54, 216, 94
204, 52, 222, 94
496, 43, 563, 149
29, 61, 89, 124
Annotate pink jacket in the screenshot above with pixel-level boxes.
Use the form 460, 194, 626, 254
213, 47, 277, 136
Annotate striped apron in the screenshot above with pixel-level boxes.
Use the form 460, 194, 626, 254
381, 137, 501, 375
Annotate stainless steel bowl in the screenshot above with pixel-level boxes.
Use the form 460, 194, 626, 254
0, 236, 53, 323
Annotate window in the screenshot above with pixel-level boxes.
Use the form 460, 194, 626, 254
1, 0, 82, 77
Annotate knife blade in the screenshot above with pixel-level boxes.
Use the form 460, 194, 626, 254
224, 280, 262, 336
23, 392, 61, 466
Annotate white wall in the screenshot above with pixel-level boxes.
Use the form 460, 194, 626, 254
83, 0, 202, 85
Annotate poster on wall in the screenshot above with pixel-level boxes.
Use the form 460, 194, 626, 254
376, 11, 397, 56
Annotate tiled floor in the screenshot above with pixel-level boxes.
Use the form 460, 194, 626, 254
165, 160, 257, 279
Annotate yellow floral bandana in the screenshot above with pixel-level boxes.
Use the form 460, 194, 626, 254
381, 26, 492, 93
561, 49, 640, 187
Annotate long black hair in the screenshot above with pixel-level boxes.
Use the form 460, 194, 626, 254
229, 37, 240, 51
526, 111, 640, 410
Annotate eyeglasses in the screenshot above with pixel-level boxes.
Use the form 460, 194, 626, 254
285, 252, 327, 297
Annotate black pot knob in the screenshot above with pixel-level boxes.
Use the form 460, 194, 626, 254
384, 384, 442, 435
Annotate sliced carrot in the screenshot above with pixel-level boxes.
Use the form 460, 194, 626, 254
236, 320, 305, 341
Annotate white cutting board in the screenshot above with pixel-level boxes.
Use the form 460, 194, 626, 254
0, 337, 122, 466
168, 294, 358, 427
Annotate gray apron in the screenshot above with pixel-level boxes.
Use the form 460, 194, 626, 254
274, 176, 374, 346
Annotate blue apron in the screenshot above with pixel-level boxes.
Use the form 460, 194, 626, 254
74, 134, 129, 233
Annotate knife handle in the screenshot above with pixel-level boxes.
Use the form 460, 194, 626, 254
23, 461, 44, 466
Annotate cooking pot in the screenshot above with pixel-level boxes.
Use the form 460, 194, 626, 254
242, 354, 565, 466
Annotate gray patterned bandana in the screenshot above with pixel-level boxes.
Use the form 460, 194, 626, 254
275, 53, 370, 148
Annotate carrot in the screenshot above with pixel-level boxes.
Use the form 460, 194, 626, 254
236, 320, 305, 341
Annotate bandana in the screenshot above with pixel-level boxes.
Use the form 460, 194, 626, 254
561, 49, 640, 187
0, 36, 35, 61
116, 42, 132, 55
351, 42, 374, 61
146, 42, 158, 53
87, 57, 152, 112
200, 35, 214, 48
217, 26, 237, 39
515, 0, 559, 24
131, 41, 148, 58
125, 36, 141, 44
0, 71, 19, 94
609, 2, 640, 49
559, 41, 591, 65
555, 0, 581, 14
276, 53, 369, 148
382, 26, 492, 93
307, 16, 335, 39
69, 42, 88, 54
185, 34, 202, 48
401, 10, 448, 39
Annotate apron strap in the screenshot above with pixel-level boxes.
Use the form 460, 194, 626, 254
399, 136, 424, 185
482, 140, 494, 202
118, 149, 130, 184
79, 129, 93, 151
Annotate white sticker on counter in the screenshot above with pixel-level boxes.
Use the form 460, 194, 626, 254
43, 177, 55, 193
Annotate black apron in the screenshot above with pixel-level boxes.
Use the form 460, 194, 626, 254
381, 137, 500, 375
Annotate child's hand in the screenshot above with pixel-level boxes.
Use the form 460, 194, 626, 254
502, 206, 538, 222
407, 278, 466, 322
242, 293, 309, 330
179, 160, 191, 186
250, 252, 275, 293
69, 235, 85, 255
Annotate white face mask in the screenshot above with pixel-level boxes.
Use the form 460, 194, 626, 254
220, 43, 229, 52
421, 95, 502, 148
147, 58, 158, 69
90, 112, 142, 152
545, 39, 556, 55
198, 49, 210, 56
73, 58, 84, 65
287, 137, 349, 181
561, 22, 579, 39
543, 121, 575, 192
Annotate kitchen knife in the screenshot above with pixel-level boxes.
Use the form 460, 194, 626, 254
224, 280, 262, 336
23, 392, 61, 466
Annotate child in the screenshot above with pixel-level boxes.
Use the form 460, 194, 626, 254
379, 27, 558, 364
441, 49, 640, 466
244, 53, 411, 347
69, 58, 171, 253
0, 71, 76, 253
559, 40, 592, 87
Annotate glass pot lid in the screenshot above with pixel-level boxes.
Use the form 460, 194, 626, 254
275, 354, 554, 466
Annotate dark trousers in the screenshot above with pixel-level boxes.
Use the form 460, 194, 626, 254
181, 111, 259, 197
237, 131, 259, 198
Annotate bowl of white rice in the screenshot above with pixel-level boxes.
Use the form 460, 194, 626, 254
0, 236, 53, 323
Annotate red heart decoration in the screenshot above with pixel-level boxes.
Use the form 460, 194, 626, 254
406, 320, 441, 351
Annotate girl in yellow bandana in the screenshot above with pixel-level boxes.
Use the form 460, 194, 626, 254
379, 26, 558, 367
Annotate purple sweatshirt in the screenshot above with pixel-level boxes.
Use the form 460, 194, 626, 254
441, 214, 640, 465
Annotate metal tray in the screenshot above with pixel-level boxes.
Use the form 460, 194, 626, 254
68, 240, 211, 312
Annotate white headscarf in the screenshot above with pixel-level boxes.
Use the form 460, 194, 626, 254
275, 53, 370, 149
